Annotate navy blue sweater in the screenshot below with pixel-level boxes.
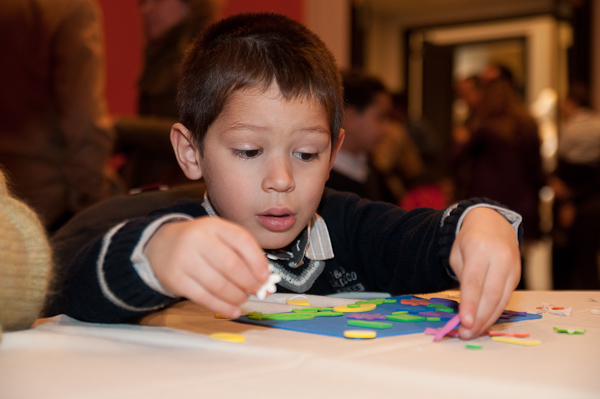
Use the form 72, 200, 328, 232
55, 189, 512, 323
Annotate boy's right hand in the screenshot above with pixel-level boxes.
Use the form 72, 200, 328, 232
144, 217, 270, 319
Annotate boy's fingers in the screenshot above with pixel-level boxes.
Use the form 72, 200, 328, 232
178, 273, 244, 319
457, 254, 488, 338
197, 234, 265, 296
451, 207, 522, 340
481, 264, 520, 332
188, 256, 252, 306
459, 257, 519, 339
216, 223, 270, 283
472, 248, 521, 337
462, 275, 503, 339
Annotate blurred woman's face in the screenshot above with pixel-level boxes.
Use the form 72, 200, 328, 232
140, 0, 190, 41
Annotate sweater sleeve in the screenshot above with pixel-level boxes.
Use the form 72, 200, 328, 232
319, 189, 521, 296
56, 199, 207, 323
437, 198, 523, 278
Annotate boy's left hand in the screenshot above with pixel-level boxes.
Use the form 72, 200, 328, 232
449, 207, 521, 340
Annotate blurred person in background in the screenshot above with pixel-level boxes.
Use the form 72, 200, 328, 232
327, 71, 396, 203
451, 75, 483, 202
549, 81, 600, 289
372, 92, 425, 206
138, 0, 221, 118
374, 90, 449, 210
114, 0, 221, 189
479, 63, 515, 88
451, 77, 545, 288
0, 0, 117, 233
453, 75, 483, 142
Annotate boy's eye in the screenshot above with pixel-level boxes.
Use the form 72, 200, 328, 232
233, 149, 262, 159
293, 152, 318, 161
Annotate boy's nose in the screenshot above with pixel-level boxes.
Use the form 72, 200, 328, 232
262, 157, 295, 192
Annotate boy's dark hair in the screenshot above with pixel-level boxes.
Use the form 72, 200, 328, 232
178, 12, 344, 154
341, 70, 387, 112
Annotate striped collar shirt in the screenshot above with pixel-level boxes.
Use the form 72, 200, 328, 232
202, 193, 334, 268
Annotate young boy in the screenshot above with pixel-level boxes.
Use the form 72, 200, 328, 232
55, 13, 521, 340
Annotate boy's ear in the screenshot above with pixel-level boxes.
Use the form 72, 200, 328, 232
328, 128, 345, 172
170, 123, 203, 180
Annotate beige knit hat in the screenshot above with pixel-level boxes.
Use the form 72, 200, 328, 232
0, 169, 52, 339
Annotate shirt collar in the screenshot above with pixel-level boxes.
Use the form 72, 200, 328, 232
201, 192, 334, 267
332, 149, 369, 183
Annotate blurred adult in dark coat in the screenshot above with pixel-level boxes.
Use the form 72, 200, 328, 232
451, 78, 544, 244
116, 0, 220, 189
549, 82, 600, 289
138, 0, 220, 118
0, 0, 116, 232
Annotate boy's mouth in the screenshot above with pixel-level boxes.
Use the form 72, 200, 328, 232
257, 208, 296, 231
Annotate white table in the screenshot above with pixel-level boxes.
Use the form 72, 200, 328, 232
1, 290, 599, 398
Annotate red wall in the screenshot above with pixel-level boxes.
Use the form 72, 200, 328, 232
97, 0, 304, 117
97, 1, 143, 117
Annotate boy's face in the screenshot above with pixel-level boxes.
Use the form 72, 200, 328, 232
188, 85, 343, 250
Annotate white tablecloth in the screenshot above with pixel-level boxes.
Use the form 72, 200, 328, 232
1, 290, 599, 398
